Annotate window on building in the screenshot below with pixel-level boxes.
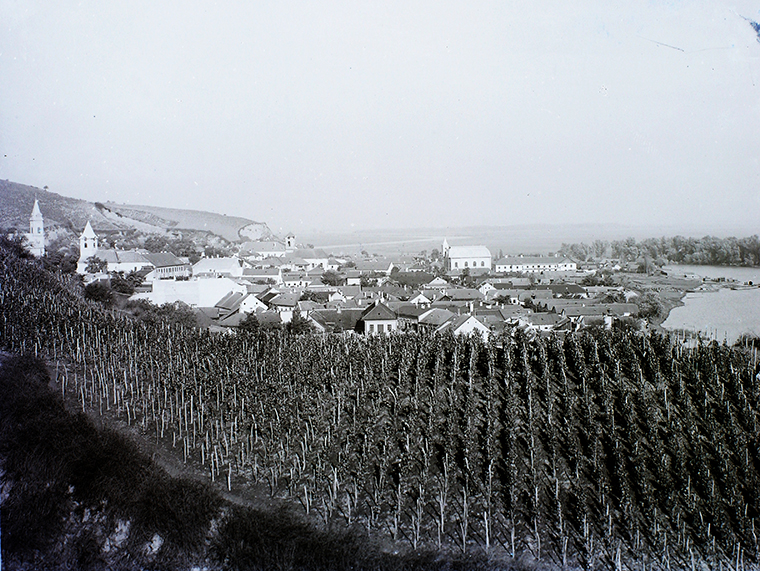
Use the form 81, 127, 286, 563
378, 324, 384, 333
481, 261, 485, 266
454, 262, 458, 268
464, 261, 468, 267
368, 324, 374, 333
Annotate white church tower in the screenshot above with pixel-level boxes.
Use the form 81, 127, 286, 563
26, 199, 45, 257
77, 221, 99, 274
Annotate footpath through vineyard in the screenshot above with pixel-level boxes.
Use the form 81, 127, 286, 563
3, 243, 760, 570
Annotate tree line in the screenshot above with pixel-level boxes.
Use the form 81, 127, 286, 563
560, 235, 760, 267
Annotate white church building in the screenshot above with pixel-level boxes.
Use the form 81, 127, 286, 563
77, 221, 153, 275
442, 238, 492, 273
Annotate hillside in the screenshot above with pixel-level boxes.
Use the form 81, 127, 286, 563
0, 180, 273, 242
104, 202, 272, 242
3, 235, 760, 570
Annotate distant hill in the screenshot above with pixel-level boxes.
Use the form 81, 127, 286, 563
0, 180, 272, 242
104, 202, 272, 242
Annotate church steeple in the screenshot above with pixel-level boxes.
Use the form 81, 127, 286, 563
78, 221, 98, 260
26, 199, 45, 257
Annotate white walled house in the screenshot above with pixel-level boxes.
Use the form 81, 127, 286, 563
143, 252, 192, 281
360, 301, 398, 334
131, 277, 246, 307
193, 257, 247, 278
436, 314, 491, 338
240, 293, 268, 314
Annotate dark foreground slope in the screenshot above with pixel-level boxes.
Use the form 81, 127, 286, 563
0, 354, 492, 571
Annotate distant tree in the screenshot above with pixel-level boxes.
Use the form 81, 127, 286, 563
143, 235, 171, 253
238, 312, 260, 335
124, 299, 197, 327
321, 270, 344, 287
109, 273, 135, 295
458, 267, 476, 288
286, 312, 315, 335
299, 290, 321, 302
85, 256, 107, 274
42, 251, 77, 274
0, 233, 32, 259
635, 292, 666, 321
598, 291, 626, 304
84, 282, 113, 305
204, 246, 226, 258
391, 271, 434, 288
360, 275, 377, 288
125, 270, 145, 290
430, 248, 440, 261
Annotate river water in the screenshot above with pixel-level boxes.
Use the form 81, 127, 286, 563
661, 265, 760, 343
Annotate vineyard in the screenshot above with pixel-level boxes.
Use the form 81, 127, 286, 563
2, 240, 760, 570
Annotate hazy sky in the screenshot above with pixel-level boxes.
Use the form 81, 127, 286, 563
2, 1, 759, 235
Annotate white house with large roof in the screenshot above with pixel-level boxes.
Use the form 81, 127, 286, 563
193, 257, 248, 278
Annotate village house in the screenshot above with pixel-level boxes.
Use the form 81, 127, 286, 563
395, 304, 430, 331
360, 301, 398, 334
242, 267, 283, 285
345, 270, 362, 286
131, 277, 246, 308
143, 252, 192, 281
407, 292, 432, 306
239, 292, 268, 314
193, 257, 248, 278
436, 314, 491, 338
241, 241, 287, 259
309, 308, 365, 334
354, 259, 395, 275
288, 248, 330, 271
517, 313, 568, 332
267, 292, 301, 323
417, 308, 457, 333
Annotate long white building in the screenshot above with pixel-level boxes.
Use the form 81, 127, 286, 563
494, 256, 576, 273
